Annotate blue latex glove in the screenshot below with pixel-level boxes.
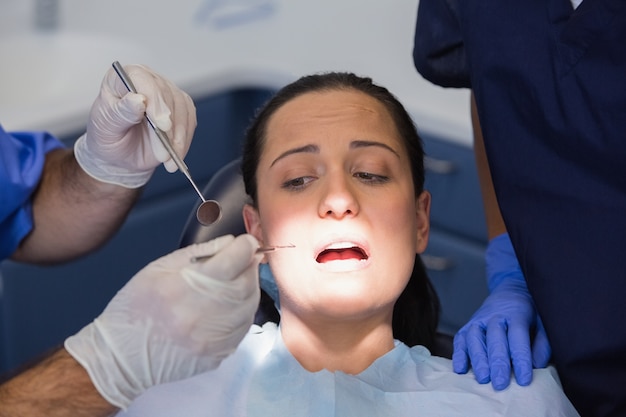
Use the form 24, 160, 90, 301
452, 233, 551, 390
259, 262, 280, 310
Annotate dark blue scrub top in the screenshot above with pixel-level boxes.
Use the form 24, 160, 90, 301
414, 1, 626, 416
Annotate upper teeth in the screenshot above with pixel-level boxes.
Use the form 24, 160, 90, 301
325, 242, 358, 250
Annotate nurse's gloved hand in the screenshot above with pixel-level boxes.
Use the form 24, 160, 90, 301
452, 233, 551, 390
65, 234, 261, 409
74, 63, 196, 188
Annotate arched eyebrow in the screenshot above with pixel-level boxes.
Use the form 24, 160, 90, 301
270, 140, 400, 168
350, 140, 400, 158
270, 144, 319, 167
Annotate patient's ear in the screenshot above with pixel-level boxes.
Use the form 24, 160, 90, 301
243, 204, 264, 245
415, 190, 431, 254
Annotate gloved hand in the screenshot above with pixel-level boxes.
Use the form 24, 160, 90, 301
65, 234, 261, 409
74, 63, 197, 188
452, 233, 551, 390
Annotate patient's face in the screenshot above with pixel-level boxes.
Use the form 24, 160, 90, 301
244, 89, 430, 321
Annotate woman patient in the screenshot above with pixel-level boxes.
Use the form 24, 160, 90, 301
117, 73, 579, 416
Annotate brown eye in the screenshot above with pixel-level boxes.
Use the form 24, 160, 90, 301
354, 172, 389, 184
282, 176, 314, 190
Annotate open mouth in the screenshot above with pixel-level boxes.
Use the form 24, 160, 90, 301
316, 243, 369, 263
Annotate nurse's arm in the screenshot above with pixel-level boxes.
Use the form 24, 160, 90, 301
471, 93, 507, 239
0, 347, 116, 417
10, 147, 141, 264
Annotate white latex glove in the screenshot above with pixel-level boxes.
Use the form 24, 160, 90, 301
74, 63, 197, 188
65, 234, 261, 409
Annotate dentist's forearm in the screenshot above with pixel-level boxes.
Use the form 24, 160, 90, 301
0, 347, 117, 417
11, 147, 141, 264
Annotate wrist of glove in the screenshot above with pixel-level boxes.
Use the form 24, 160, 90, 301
485, 233, 525, 292
65, 234, 261, 409
452, 232, 551, 390
74, 64, 196, 188
74, 131, 154, 188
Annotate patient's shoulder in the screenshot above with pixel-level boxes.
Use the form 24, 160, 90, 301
403, 346, 579, 416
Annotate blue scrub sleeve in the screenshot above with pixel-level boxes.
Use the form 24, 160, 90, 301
0, 124, 65, 260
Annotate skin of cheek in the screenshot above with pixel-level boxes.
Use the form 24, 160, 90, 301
249, 194, 419, 320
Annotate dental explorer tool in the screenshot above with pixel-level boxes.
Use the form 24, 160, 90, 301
190, 244, 295, 263
112, 61, 221, 226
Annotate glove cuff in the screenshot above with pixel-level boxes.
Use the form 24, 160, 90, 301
74, 134, 154, 189
485, 232, 525, 292
64, 320, 139, 410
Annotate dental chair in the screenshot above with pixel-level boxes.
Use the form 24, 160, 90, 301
178, 159, 280, 325
179, 159, 453, 358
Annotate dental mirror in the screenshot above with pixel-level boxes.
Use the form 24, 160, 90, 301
112, 61, 222, 226
196, 199, 222, 226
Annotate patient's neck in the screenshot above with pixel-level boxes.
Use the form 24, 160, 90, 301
279, 309, 395, 375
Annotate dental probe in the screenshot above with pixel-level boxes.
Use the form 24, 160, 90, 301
190, 244, 295, 263
112, 61, 221, 226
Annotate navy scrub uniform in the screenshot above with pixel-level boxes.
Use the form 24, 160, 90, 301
413, 1, 626, 416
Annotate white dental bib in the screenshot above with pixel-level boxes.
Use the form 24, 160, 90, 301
118, 322, 579, 416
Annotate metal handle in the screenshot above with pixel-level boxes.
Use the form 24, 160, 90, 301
111, 61, 207, 203
190, 245, 295, 263
111, 61, 189, 172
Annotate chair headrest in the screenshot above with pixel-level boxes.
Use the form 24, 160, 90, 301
179, 159, 248, 247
